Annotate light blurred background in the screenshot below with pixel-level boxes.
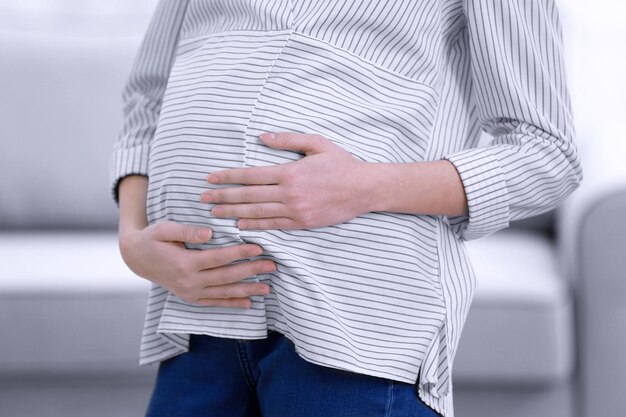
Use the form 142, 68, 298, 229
0, 1, 624, 416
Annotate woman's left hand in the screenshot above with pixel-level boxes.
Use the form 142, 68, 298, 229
201, 132, 374, 230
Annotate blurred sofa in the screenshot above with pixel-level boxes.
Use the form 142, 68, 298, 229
1, 3, 625, 417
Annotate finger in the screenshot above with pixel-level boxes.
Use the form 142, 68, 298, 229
238, 217, 297, 230
260, 132, 335, 155
201, 185, 282, 204
189, 297, 254, 309
204, 259, 276, 286
212, 203, 286, 219
197, 259, 276, 286
207, 166, 283, 185
199, 281, 271, 300
151, 221, 212, 243
191, 243, 264, 270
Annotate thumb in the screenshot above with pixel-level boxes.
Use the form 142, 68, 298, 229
153, 221, 212, 243
260, 132, 333, 155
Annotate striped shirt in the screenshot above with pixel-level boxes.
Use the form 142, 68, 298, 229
109, 1, 582, 415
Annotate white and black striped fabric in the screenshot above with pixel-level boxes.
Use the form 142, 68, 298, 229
109, 1, 582, 415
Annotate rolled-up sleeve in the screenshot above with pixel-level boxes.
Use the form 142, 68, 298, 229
109, 0, 189, 205
444, 0, 583, 241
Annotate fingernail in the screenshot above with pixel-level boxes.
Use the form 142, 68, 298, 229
207, 174, 220, 183
262, 262, 276, 273
197, 229, 212, 240
261, 132, 275, 141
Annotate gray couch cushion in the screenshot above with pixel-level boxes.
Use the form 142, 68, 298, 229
0, 232, 151, 374
454, 229, 574, 384
0, 229, 573, 385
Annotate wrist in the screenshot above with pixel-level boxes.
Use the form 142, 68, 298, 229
118, 219, 146, 238
358, 162, 397, 213
117, 224, 143, 263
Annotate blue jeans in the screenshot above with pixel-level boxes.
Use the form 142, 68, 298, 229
145, 330, 441, 417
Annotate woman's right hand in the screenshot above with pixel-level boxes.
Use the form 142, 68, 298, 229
116, 175, 274, 309
119, 220, 275, 309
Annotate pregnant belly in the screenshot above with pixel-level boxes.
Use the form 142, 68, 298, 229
145, 30, 439, 252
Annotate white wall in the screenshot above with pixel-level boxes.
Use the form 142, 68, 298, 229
559, 1, 626, 164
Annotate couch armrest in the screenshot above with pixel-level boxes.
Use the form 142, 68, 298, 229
557, 144, 626, 417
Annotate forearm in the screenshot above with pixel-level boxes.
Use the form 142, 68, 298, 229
364, 160, 468, 217
118, 175, 149, 236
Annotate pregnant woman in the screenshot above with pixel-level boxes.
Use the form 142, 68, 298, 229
111, 1, 582, 416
